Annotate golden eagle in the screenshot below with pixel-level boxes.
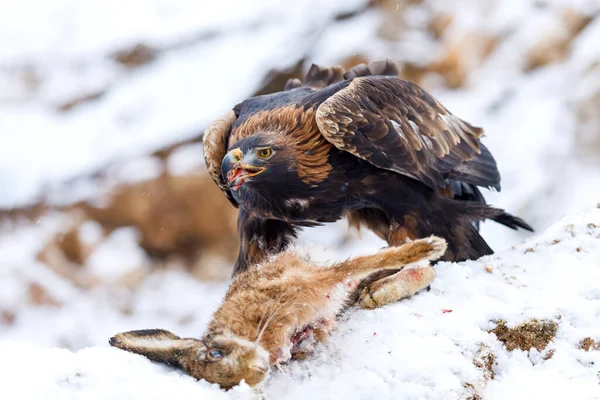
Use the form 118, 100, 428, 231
203, 60, 532, 275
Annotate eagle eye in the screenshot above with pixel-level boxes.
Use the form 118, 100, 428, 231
257, 148, 272, 158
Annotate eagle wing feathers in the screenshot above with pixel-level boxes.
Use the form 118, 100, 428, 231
315, 75, 500, 190
202, 109, 239, 207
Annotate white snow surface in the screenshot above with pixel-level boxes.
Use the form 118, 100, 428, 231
3, 1, 600, 399
2, 209, 600, 399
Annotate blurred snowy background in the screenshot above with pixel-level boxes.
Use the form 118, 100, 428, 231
1, 0, 600, 398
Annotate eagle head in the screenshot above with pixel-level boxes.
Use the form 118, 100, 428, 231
221, 136, 299, 203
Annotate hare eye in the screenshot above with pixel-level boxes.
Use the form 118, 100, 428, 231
209, 349, 223, 360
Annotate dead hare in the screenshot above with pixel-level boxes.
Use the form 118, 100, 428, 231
110, 236, 447, 389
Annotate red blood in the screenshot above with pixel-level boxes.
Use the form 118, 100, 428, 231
227, 168, 244, 184
290, 328, 312, 345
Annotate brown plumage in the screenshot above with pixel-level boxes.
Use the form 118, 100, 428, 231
203, 110, 238, 205
230, 107, 334, 185
203, 59, 533, 275
110, 236, 446, 389
315, 77, 485, 190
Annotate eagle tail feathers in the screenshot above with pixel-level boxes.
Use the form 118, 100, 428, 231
454, 201, 534, 232
488, 210, 534, 231
435, 200, 532, 261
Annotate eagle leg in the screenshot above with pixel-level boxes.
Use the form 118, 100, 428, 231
233, 208, 298, 276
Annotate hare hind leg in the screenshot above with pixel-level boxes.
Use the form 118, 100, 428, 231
357, 263, 436, 310
355, 234, 447, 310
330, 236, 447, 281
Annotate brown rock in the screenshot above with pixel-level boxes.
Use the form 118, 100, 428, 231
376, 0, 421, 41
84, 171, 238, 261
397, 62, 431, 87
429, 33, 499, 89
338, 54, 371, 72
377, 1, 499, 89
524, 9, 592, 72
37, 240, 87, 288
57, 91, 105, 112
30, 164, 238, 281
0, 310, 16, 325
27, 282, 61, 307
58, 226, 89, 265
428, 13, 453, 40
112, 44, 157, 68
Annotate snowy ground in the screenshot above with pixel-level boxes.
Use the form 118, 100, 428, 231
2, 208, 600, 400
2, 0, 600, 399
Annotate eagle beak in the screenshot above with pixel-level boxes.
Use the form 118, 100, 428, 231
221, 149, 265, 190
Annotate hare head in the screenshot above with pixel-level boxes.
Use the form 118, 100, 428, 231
109, 329, 270, 389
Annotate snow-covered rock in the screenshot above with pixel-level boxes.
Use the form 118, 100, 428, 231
2, 208, 599, 400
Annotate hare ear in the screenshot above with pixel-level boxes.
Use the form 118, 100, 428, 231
109, 329, 205, 368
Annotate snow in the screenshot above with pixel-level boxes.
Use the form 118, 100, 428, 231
106, 157, 164, 185
0, 0, 371, 208
2, 0, 600, 399
85, 227, 149, 282
2, 209, 600, 399
166, 143, 206, 176
0, 342, 242, 400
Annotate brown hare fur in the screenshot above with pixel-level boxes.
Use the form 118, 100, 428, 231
110, 236, 447, 389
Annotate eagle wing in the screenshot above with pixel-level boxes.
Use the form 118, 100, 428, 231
315, 76, 500, 190
202, 109, 239, 207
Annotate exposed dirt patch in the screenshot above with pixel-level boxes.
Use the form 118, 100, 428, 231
27, 282, 61, 307
112, 44, 157, 68
462, 343, 496, 399
0, 310, 16, 325
473, 343, 496, 380
579, 337, 600, 351
490, 319, 558, 352
524, 9, 592, 71
461, 381, 481, 400
57, 91, 106, 112
543, 348, 555, 360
